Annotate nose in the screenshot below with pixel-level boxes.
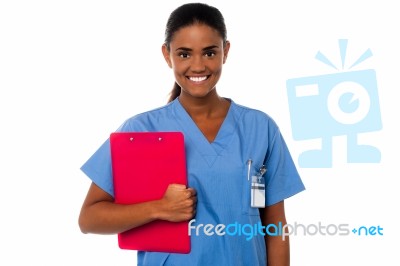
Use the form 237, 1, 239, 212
190, 55, 206, 72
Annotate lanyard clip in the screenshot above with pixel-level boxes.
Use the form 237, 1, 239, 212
256, 165, 267, 183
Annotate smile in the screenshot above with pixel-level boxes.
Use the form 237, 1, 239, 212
187, 76, 209, 82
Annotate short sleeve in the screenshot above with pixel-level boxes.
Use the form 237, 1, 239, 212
80, 138, 114, 197
80, 119, 135, 197
264, 128, 305, 206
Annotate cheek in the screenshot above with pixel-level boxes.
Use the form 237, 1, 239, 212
209, 58, 224, 70
210, 62, 223, 75
171, 61, 188, 74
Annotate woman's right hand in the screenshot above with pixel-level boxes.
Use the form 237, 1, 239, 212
157, 184, 197, 222
78, 182, 196, 235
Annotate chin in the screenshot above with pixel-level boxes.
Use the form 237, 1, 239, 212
183, 87, 216, 98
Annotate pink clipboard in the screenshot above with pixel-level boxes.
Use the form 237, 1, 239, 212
110, 131, 190, 254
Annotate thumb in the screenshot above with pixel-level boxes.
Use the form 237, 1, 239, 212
168, 183, 186, 190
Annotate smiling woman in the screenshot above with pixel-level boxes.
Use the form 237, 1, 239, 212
78, 3, 305, 266
161, 22, 230, 143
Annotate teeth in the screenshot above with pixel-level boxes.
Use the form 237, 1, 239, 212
189, 76, 207, 82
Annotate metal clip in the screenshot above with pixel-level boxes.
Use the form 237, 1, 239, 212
257, 165, 267, 183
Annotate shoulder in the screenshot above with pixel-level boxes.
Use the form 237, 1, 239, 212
117, 101, 176, 131
231, 100, 279, 129
132, 101, 174, 119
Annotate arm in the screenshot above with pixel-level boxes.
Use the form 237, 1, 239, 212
260, 201, 290, 266
78, 182, 197, 234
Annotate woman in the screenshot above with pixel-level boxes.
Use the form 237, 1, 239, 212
79, 3, 305, 266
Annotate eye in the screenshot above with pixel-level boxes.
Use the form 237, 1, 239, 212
204, 51, 216, 57
179, 52, 190, 58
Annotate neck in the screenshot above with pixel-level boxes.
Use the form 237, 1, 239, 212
178, 90, 228, 119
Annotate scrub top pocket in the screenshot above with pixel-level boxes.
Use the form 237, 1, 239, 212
241, 164, 264, 216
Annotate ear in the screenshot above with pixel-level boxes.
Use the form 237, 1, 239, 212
162, 44, 172, 68
223, 41, 231, 64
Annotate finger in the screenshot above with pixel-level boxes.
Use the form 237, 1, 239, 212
189, 194, 197, 202
184, 191, 193, 198
169, 183, 186, 190
187, 188, 197, 196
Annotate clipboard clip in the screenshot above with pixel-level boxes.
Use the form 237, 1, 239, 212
129, 136, 163, 142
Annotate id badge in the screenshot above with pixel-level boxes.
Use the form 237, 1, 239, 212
251, 175, 265, 208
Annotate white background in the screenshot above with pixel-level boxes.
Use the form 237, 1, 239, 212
1, 0, 399, 265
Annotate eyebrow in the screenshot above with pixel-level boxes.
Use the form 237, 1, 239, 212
175, 45, 219, 52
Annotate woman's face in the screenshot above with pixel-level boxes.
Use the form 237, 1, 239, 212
162, 23, 230, 99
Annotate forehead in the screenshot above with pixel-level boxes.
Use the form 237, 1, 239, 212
169, 23, 223, 49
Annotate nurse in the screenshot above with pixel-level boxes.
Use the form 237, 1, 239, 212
78, 3, 305, 266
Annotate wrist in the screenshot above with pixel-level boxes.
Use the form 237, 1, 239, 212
150, 199, 168, 221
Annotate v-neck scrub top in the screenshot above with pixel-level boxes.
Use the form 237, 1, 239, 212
81, 98, 305, 266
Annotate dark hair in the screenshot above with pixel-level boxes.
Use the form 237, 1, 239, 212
165, 3, 227, 103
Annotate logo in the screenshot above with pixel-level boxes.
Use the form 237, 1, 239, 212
188, 219, 384, 241
286, 39, 382, 168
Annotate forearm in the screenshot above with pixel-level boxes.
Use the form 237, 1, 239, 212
265, 234, 290, 266
79, 183, 196, 235
79, 199, 163, 235
260, 201, 290, 266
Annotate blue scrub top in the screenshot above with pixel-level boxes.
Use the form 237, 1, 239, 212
81, 98, 305, 266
